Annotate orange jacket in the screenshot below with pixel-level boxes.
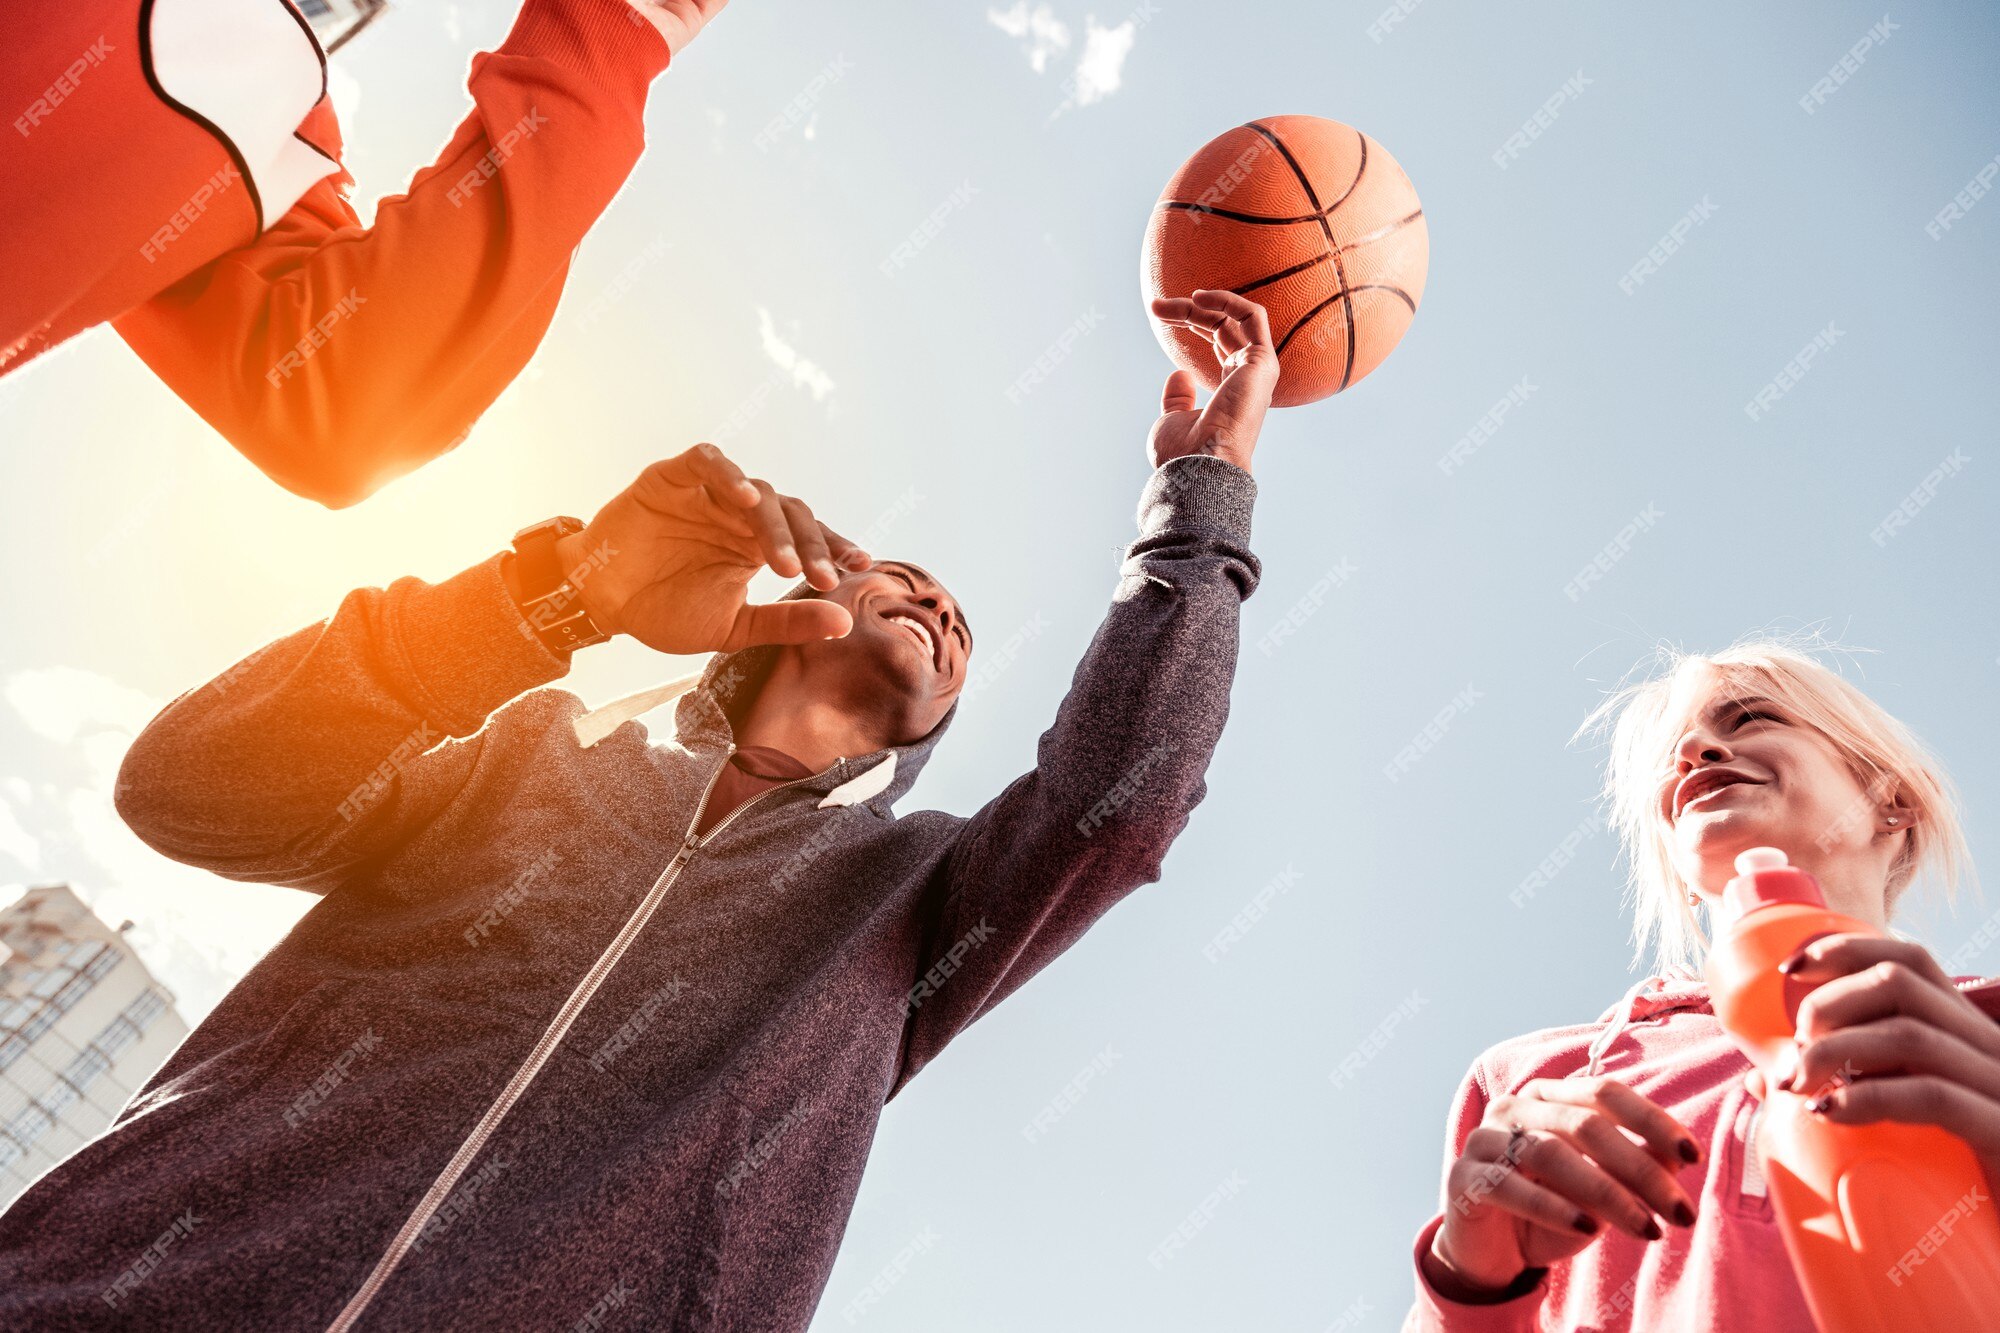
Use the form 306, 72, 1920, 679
0, 0, 668, 506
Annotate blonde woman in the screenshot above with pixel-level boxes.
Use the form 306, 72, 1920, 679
1406, 640, 2000, 1330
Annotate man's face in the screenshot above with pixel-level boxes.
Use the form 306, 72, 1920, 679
799, 560, 972, 740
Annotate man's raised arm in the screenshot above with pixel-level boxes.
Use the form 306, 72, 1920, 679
894, 291, 1276, 1088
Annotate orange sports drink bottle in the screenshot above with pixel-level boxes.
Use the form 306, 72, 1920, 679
1706, 846, 2000, 1331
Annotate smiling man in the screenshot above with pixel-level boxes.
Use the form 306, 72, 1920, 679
0, 289, 1277, 1330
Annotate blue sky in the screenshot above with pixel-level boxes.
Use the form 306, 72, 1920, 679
2, 1, 1998, 1327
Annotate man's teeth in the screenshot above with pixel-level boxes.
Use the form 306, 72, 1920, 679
886, 614, 934, 654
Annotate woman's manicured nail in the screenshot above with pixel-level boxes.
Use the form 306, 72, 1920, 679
1806, 1092, 1834, 1115
1573, 1213, 1598, 1235
1673, 1201, 1696, 1228
1641, 1218, 1664, 1241
1778, 950, 1808, 975
1772, 1043, 1801, 1090
1678, 1139, 1701, 1165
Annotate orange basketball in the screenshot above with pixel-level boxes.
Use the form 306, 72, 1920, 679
1142, 115, 1429, 407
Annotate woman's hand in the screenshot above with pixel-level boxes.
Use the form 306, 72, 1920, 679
1146, 290, 1280, 476
1423, 1076, 1702, 1300
553, 444, 869, 656
1774, 935, 2000, 1183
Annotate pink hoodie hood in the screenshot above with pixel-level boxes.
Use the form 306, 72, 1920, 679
1403, 971, 2000, 1332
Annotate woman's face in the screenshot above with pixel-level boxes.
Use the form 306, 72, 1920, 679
1654, 677, 1896, 905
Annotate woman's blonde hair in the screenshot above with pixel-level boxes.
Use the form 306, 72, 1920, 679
1577, 632, 1972, 975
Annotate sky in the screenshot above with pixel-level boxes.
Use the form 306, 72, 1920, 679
2, 1, 1999, 1328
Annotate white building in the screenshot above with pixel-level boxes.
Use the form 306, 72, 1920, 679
0, 885, 189, 1208
296, 0, 390, 53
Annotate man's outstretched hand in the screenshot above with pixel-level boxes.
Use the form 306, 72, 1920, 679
554, 444, 869, 655
627, 0, 730, 56
1147, 289, 1281, 477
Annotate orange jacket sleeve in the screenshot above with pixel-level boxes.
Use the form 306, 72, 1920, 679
112, 0, 669, 508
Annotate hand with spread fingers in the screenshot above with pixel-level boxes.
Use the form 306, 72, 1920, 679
554, 443, 870, 656
627, 0, 732, 55
1423, 1075, 1705, 1301
1745, 934, 2000, 1184
1146, 289, 1281, 475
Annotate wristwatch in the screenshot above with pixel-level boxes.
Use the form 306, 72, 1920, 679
507, 517, 610, 654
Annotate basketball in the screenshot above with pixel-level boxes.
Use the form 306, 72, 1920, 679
1142, 115, 1429, 407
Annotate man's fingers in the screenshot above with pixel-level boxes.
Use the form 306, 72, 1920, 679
1161, 370, 1200, 414
781, 496, 838, 590
743, 481, 801, 578
646, 443, 762, 509
819, 524, 872, 574
723, 599, 853, 652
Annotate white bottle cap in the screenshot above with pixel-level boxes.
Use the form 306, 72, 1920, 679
1734, 847, 1789, 876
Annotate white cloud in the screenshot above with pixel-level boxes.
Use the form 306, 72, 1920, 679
1072, 17, 1138, 106
987, 3, 1072, 73
0, 799, 38, 873
756, 308, 838, 403
3, 667, 312, 1025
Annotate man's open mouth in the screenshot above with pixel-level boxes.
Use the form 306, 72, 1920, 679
881, 610, 941, 669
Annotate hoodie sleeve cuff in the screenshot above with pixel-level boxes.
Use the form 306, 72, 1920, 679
1136, 453, 1257, 545
388, 553, 573, 738
1407, 1215, 1550, 1332
497, 0, 672, 79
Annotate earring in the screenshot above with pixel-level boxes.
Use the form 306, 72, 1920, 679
1886, 815, 1901, 826
1687, 891, 1701, 908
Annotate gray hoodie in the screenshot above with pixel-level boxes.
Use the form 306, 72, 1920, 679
0, 455, 1258, 1331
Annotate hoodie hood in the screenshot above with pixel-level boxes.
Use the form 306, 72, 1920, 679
573, 579, 959, 813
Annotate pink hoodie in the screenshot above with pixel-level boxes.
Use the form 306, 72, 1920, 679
1403, 970, 2000, 1331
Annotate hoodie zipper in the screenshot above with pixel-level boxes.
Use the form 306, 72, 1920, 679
324, 744, 843, 1333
